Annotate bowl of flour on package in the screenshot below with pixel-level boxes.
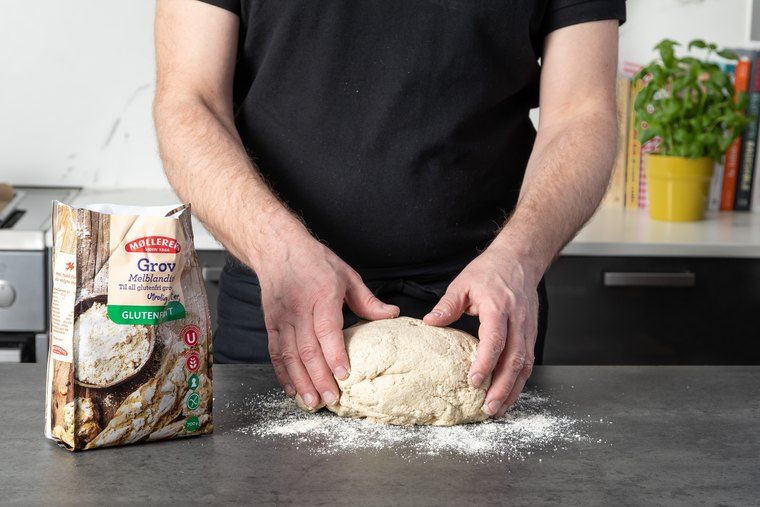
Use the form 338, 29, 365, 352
45, 202, 213, 451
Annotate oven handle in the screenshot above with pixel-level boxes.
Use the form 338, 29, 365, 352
201, 266, 223, 284
603, 271, 696, 288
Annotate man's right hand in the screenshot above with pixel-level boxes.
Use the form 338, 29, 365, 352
153, 1, 398, 409
255, 229, 399, 409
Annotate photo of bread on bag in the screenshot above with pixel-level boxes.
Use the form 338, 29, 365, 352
45, 201, 213, 451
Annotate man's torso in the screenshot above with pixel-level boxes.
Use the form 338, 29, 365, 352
227, 0, 549, 269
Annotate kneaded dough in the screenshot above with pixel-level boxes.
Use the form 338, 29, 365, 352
297, 316, 490, 426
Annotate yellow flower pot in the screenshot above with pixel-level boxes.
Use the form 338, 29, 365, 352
646, 154, 714, 222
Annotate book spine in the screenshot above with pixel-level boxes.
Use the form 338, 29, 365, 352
601, 77, 631, 208
709, 63, 736, 211
721, 57, 751, 210
626, 79, 643, 209
639, 137, 661, 209
752, 151, 760, 211
639, 142, 648, 208
735, 54, 760, 210
708, 157, 725, 211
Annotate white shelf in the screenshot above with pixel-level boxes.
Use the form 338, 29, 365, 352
564, 207, 760, 258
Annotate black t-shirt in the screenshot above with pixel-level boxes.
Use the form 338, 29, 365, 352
197, 0, 625, 271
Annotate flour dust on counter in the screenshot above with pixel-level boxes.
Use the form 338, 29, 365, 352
228, 388, 600, 462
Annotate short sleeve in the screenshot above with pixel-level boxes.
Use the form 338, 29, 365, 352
542, 0, 626, 36
196, 0, 240, 16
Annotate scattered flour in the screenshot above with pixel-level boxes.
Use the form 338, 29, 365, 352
230, 389, 596, 461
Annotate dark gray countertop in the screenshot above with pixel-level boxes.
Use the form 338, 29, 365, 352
4, 365, 759, 505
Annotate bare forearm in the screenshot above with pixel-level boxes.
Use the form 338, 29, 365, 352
154, 96, 308, 271
490, 108, 617, 283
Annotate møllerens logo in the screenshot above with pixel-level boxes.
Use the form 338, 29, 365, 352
125, 236, 181, 254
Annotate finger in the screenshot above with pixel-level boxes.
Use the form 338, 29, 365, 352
280, 323, 319, 409
345, 278, 399, 320
296, 317, 340, 407
267, 326, 295, 397
313, 297, 351, 380
482, 325, 527, 416
503, 356, 535, 410
423, 285, 467, 326
502, 297, 538, 410
467, 304, 508, 389
526, 292, 540, 352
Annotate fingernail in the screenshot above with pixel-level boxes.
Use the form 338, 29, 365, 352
302, 393, 316, 408
386, 306, 400, 317
321, 391, 338, 406
483, 400, 501, 416
284, 384, 296, 397
430, 309, 443, 318
470, 372, 484, 388
334, 365, 349, 380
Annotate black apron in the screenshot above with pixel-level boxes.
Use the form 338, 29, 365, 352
213, 255, 547, 364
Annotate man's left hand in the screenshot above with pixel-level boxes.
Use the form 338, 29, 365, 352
423, 244, 541, 418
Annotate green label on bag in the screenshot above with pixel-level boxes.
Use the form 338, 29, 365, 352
107, 301, 186, 325
187, 392, 201, 410
185, 416, 200, 432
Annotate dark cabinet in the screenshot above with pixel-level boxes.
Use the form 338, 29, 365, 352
544, 256, 760, 365
196, 250, 227, 333
198, 251, 760, 365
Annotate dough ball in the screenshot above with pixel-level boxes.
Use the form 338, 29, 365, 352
313, 317, 490, 426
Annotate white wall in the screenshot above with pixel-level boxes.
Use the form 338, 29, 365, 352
0, 0, 755, 189
0, 0, 162, 188
619, 0, 755, 67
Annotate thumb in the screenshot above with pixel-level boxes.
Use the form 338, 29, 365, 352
345, 281, 400, 320
423, 287, 467, 326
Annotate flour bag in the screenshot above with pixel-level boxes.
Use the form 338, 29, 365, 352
45, 202, 213, 450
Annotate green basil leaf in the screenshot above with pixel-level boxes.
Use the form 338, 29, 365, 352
654, 39, 680, 51
688, 39, 707, 51
717, 49, 739, 60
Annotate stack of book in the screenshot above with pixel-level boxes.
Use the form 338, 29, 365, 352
602, 55, 760, 212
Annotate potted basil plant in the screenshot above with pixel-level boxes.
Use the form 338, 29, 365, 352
634, 39, 751, 221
